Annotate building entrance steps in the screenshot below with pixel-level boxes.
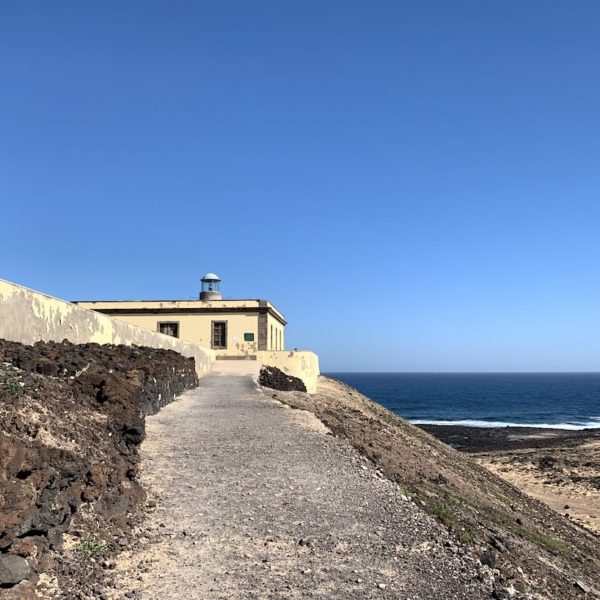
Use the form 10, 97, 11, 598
211, 359, 261, 377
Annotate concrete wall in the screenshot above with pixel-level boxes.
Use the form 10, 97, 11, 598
257, 350, 320, 393
0, 280, 215, 376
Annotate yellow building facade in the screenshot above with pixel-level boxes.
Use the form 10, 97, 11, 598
75, 274, 286, 359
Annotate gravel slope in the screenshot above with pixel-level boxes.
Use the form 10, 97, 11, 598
273, 376, 600, 600
110, 367, 491, 599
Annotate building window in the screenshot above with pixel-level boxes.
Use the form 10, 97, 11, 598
244, 332, 255, 342
158, 322, 179, 338
212, 321, 227, 349
270, 325, 273, 350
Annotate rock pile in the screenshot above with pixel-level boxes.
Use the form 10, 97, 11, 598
259, 366, 306, 392
0, 340, 198, 598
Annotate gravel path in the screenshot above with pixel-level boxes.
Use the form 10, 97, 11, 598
111, 365, 491, 599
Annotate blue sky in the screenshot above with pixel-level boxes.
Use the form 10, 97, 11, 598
1, 2, 599, 371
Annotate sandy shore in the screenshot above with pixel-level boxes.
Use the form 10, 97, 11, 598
420, 425, 600, 534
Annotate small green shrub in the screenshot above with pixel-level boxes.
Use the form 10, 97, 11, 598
427, 496, 476, 544
456, 526, 476, 543
1, 377, 22, 397
430, 505, 457, 526
79, 533, 107, 558
397, 486, 413, 499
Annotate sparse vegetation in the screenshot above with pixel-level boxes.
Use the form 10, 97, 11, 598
426, 501, 475, 543
78, 533, 107, 558
457, 526, 476, 543
397, 485, 413, 499
518, 528, 573, 557
1, 376, 23, 397
430, 504, 457, 525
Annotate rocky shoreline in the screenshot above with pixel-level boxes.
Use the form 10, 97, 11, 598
418, 424, 600, 453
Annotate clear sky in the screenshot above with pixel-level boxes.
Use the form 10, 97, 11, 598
1, 2, 599, 372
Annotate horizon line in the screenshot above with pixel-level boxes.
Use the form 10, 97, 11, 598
324, 370, 600, 374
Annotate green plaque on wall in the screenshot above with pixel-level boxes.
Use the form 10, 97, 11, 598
244, 332, 255, 341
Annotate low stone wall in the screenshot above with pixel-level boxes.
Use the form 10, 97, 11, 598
0, 280, 215, 376
257, 350, 320, 393
0, 340, 200, 597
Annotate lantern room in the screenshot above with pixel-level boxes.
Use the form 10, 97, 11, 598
200, 273, 222, 301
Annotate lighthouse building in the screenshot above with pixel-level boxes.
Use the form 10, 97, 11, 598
75, 274, 286, 359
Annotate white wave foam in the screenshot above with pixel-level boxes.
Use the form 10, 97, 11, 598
409, 419, 600, 431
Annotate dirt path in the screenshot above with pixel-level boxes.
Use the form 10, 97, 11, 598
110, 364, 490, 599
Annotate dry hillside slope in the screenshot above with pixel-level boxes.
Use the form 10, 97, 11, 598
270, 376, 600, 600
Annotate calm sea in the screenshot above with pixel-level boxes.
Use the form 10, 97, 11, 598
327, 373, 600, 430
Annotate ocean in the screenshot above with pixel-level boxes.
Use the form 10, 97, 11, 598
327, 372, 600, 430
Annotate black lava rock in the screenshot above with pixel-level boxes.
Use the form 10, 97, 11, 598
259, 366, 306, 393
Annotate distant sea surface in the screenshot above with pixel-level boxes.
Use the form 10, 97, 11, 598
326, 373, 600, 430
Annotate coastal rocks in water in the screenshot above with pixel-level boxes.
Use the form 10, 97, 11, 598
259, 366, 306, 392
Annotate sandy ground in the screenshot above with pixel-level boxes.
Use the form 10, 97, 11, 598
474, 440, 600, 534
107, 364, 490, 599
419, 424, 600, 535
